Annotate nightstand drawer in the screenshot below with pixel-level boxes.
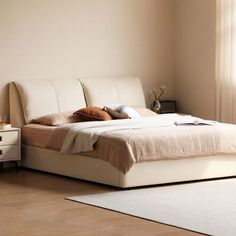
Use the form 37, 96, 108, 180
0, 145, 19, 160
0, 131, 18, 145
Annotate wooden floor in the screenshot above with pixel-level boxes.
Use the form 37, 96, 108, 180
0, 168, 203, 236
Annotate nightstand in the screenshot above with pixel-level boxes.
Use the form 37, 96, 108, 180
0, 127, 21, 167
160, 100, 177, 114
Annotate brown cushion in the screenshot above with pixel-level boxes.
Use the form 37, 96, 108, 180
31, 111, 79, 126
73, 107, 112, 121
103, 107, 129, 119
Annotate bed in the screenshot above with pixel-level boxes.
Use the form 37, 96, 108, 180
9, 77, 236, 188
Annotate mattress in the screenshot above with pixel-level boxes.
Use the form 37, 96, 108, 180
22, 115, 236, 174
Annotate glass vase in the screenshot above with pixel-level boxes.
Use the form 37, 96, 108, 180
153, 100, 161, 113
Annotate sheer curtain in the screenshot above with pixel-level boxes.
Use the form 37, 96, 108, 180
216, 0, 236, 123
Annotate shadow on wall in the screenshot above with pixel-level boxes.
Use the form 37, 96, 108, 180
0, 83, 10, 122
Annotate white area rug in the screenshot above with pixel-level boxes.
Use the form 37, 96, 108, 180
66, 178, 236, 236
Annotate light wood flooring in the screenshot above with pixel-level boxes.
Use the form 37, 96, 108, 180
0, 168, 203, 236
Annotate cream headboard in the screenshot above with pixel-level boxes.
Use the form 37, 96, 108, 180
81, 77, 146, 108
9, 77, 146, 128
9, 79, 86, 127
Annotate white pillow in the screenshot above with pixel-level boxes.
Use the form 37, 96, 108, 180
105, 104, 141, 119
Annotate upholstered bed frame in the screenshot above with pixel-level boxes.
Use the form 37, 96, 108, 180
9, 78, 236, 188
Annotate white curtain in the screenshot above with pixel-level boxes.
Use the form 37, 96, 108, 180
216, 0, 236, 123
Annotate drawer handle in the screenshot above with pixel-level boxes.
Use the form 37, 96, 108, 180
0, 136, 1, 141
0, 150, 2, 155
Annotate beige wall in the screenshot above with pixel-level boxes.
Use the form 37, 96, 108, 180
174, 0, 216, 119
0, 0, 218, 120
0, 0, 174, 117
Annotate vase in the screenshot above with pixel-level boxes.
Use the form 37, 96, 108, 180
153, 100, 161, 113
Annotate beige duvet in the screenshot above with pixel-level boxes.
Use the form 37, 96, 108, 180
46, 114, 236, 174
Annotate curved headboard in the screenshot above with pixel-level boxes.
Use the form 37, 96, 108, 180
9, 77, 146, 128
80, 77, 146, 108
9, 79, 86, 127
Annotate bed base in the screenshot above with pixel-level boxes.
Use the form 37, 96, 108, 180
21, 145, 236, 188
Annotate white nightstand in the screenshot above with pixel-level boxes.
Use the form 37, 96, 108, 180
0, 127, 21, 166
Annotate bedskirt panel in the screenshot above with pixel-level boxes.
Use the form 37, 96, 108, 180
21, 145, 121, 187
119, 155, 236, 187
21, 145, 236, 188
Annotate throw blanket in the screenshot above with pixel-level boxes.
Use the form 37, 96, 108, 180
55, 114, 236, 174
60, 114, 188, 154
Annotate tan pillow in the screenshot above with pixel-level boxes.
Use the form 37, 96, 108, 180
32, 111, 79, 126
103, 107, 129, 119
73, 107, 112, 121
133, 107, 157, 117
